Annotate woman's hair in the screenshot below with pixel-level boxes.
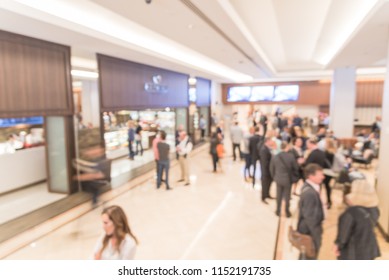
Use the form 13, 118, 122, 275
100, 205, 138, 254
325, 137, 337, 154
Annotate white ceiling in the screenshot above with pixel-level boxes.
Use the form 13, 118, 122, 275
1, 0, 389, 83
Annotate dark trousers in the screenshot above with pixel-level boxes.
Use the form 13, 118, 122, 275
201, 129, 205, 139
211, 153, 219, 171
155, 160, 164, 180
128, 140, 135, 158
324, 175, 332, 205
261, 174, 272, 200
244, 153, 252, 179
276, 182, 292, 215
232, 143, 241, 161
157, 160, 170, 189
252, 158, 260, 186
135, 139, 143, 155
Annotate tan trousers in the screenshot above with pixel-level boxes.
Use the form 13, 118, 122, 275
178, 156, 190, 184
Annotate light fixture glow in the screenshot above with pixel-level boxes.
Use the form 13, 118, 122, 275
11, 0, 253, 82
315, 0, 381, 66
71, 70, 98, 79
188, 77, 197, 85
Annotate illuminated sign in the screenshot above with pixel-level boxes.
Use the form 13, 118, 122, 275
144, 75, 168, 93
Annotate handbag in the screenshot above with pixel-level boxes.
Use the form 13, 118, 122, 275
288, 226, 316, 258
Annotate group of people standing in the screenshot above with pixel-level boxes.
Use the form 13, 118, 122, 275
227, 111, 381, 260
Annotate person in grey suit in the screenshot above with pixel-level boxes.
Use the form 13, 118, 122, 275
297, 163, 325, 260
270, 141, 299, 217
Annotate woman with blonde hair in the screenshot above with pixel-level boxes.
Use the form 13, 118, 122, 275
94, 205, 138, 260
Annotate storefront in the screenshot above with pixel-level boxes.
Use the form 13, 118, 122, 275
0, 30, 75, 197
97, 54, 190, 159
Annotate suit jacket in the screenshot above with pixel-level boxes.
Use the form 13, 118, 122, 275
270, 151, 299, 185
297, 182, 324, 252
259, 145, 272, 178
336, 206, 380, 260
305, 148, 330, 169
248, 134, 262, 160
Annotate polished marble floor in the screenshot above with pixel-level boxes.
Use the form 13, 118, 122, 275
4, 144, 279, 260
2, 142, 389, 260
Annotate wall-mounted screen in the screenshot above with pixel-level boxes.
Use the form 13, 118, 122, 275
227, 86, 251, 102
273, 85, 299, 101
250, 86, 274, 101
227, 85, 299, 102
0, 116, 44, 128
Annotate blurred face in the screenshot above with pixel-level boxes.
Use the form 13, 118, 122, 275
295, 138, 303, 147
308, 170, 325, 185
101, 213, 115, 236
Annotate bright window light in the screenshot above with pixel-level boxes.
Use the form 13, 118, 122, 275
71, 70, 98, 79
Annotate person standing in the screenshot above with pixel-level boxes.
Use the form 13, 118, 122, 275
248, 126, 263, 188
230, 121, 243, 161
199, 114, 206, 141
176, 131, 193, 186
270, 142, 299, 217
259, 137, 274, 204
304, 137, 330, 169
156, 131, 171, 190
297, 164, 325, 260
242, 127, 254, 181
127, 121, 135, 160
94, 205, 138, 260
209, 132, 220, 172
334, 179, 380, 260
135, 121, 143, 156
259, 112, 268, 137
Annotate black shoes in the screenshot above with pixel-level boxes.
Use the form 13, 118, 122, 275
184, 183, 190, 186
177, 179, 184, 182
262, 199, 269, 205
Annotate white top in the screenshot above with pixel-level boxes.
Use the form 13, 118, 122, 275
177, 136, 193, 156
94, 234, 137, 260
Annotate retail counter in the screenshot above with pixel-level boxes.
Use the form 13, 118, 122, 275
0, 146, 46, 194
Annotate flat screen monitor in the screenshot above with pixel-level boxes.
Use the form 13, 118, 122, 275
273, 85, 299, 101
0, 116, 44, 128
227, 86, 251, 102
250, 86, 274, 101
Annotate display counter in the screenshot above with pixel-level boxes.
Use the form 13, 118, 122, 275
0, 146, 47, 194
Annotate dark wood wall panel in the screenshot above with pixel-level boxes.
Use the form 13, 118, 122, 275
222, 80, 383, 107
98, 54, 189, 111
196, 77, 211, 106
0, 30, 72, 117
356, 81, 383, 106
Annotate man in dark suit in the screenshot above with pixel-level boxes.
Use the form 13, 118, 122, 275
248, 126, 262, 188
297, 163, 325, 260
270, 141, 299, 217
304, 137, 330, 169
259, 137, 273, 204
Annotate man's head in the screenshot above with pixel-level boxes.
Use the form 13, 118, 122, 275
281, 141, 289, 152
180, 131, 187, 140
160, 130, 167, 141
307, 136, 318, 150
304, 163, 324, 185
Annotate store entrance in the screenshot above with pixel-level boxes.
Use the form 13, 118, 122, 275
0, 116, 66, 225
